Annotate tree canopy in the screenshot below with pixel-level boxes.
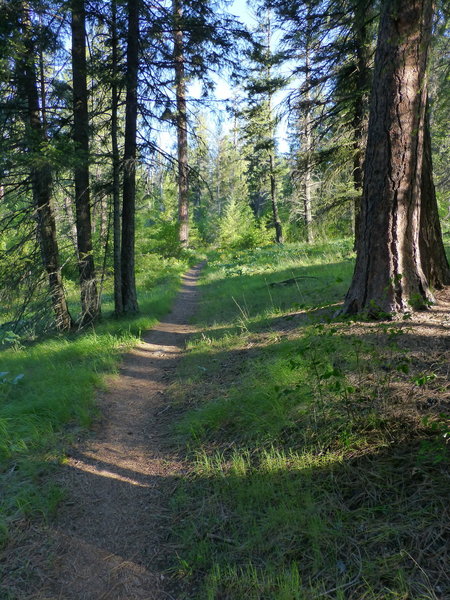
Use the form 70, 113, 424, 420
0, 0, 448, 332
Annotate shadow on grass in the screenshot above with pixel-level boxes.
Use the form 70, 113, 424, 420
171, 440, 449, 599
166, 286, 450, 598
2, 436, 447, 599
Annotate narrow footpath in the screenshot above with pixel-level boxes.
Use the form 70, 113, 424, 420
43, 263, 203, 599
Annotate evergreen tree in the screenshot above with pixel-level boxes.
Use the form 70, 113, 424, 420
121, 0, 139, 313
239, 2, 286, 242
72, 0, 100, 325
110, 0, 123, 315
20, 1, 73, 330
153, 0, 245, 248
0, 0, 73, 332
173, 0, 189, 247
273, 0, 377, 242
344, 0, 450, 316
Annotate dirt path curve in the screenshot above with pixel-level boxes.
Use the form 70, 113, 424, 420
44, 263, 204, 599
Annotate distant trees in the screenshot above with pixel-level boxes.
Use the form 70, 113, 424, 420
238, 3, 285, 243
273, 0, 377, 242
168, 0, 243, 247
0, 0, 448, 334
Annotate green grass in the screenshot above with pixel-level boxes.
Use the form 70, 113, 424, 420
196, 240, 354, 327
0, 253, 192, 547
168, 241, 449, 599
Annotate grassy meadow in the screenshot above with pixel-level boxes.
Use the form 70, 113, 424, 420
167, 241, 449, 599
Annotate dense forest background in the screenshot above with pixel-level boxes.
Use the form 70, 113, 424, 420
1, 0, 448, 337
1, 2, 450, 598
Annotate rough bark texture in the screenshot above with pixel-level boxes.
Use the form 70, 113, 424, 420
173, 0, 189, 248
72, 0, 100, 325
121, 0, 139, 313
21, 4, 72, 331
419, 102, 450, 288
344, 0, 439, 316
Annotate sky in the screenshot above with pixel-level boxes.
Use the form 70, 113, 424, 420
157, 0, 290, 155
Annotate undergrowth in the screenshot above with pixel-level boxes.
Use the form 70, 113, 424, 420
0, 254, 192, 548
168, 241, 449, 600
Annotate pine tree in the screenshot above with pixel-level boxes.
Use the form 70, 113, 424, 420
121, 0, 139, 313
173, 0, 189, 247
19, 1, 73, 331
72, 0, 100, 324
273, 0, 376, 242
239, 2, 286, 242
343, 0, 449, 316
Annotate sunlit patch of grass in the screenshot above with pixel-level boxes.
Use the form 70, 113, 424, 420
194, 240, 354, 329
168, 240, 449, 599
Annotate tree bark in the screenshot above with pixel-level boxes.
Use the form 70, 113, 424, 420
72, 0, 100, 325
173, 0, 189, 248
121, 0, 139, 313
269, 153, 283, 243
419, 99, 450, 287
344, 0, 441, 316
265, 8, 283, 244
111, 0, 123, 315
302, 43, 313, 244
21, 4, 73, 331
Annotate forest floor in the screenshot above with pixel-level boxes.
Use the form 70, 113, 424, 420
1, 263, 205, 600
1, 244, 449, 599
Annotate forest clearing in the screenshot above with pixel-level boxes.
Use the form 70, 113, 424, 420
0, 0, 449, 598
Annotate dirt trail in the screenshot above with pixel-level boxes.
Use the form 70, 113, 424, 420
41, 263, 203, 599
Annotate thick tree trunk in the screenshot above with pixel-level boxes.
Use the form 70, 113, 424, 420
111, 0, 123, 315
72, 0, 100, 325
419, 101, 450, 287
344, 0, 438, 316
302, 46, 313, 244
21, 4, 72, 331
121, 0, 139, 313
173, 0, 189, 248
269, 153, 283, 243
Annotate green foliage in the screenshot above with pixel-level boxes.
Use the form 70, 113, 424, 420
137, 252, 190, 290
168, 241, 449, 599
0, 258, 188, 545
140, 219, 184, 258
218, 198, 271, 250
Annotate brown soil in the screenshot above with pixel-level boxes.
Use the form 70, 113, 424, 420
3, 264, 204, 600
